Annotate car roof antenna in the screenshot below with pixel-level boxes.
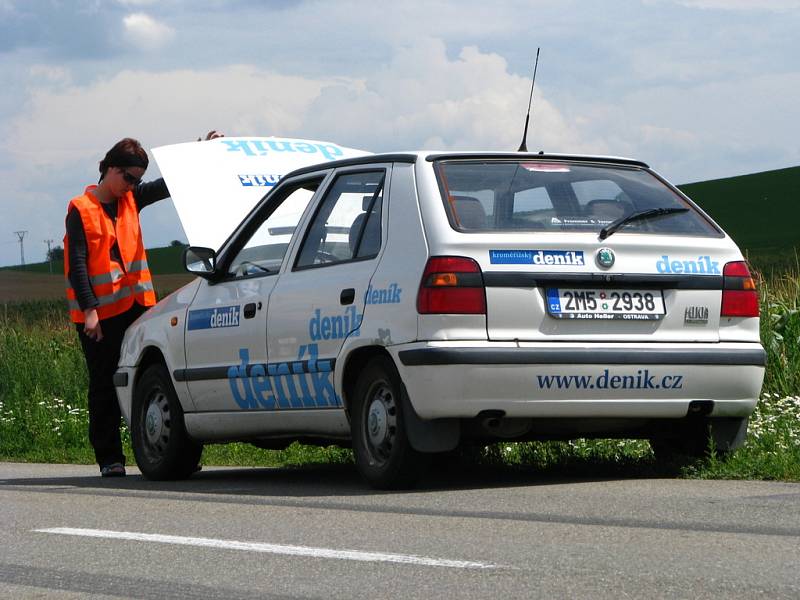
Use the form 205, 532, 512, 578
517, 48, 540, 153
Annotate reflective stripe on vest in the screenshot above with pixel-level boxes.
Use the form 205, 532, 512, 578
126, 259, 149, 273
66, 281, 154, 312
90, 268, 125, 287
63, 273, 124, 288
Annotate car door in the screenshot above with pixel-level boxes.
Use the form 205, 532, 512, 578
265, 167, 390, 409
182, 175, 326, 412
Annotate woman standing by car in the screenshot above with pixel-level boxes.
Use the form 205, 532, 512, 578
64, 132, 221, 477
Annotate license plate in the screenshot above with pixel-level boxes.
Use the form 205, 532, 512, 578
546, 288, 665, 320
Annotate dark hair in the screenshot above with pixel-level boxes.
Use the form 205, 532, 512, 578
98, 138, 149, 181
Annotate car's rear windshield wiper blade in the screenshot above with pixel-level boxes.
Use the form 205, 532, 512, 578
598, 207, 690, 240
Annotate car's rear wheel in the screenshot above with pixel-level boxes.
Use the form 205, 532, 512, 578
650, 417, 748, 462
132, 363, 202, 480
351, 356, 427, 489
650, 437, 708, 462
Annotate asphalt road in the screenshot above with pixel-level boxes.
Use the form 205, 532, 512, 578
1, 461, 799, 599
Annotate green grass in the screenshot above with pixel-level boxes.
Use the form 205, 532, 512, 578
0, 299, 350, 468
2, 272, 800, 481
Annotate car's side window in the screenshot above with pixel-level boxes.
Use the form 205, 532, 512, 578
227, 180, 321, 278
295, 171, 384, 269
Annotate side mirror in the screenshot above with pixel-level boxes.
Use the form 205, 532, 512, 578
183, 246, 217, 278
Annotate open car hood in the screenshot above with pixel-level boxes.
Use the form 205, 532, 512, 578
152, 136, 370, 250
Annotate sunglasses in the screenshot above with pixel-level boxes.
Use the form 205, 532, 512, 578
119, 169, 142, 186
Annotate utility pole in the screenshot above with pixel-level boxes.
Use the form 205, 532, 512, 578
13, 231, 27, 266
44, 239, 54, 274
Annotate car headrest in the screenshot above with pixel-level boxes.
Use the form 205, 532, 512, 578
451, 196, 487, 229
363, 194, 377, 211
586, 199, 626, 220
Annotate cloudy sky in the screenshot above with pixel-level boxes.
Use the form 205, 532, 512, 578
0, 0, 798, 266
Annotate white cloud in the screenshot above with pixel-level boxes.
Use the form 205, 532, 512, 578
123, 13, 175, 50
3, 65, 327, 170
27, 64, 72, 87
304, 40, 594, 155
571, 69, 800, 182
0, 41, 590, 264
3, 41, 588, 169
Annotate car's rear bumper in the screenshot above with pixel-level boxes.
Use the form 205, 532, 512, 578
391, 341, 765, 419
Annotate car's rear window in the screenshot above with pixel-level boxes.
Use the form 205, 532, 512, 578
434, 160, 720, 237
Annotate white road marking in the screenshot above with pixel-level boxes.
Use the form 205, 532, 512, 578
35, 527, 499, 570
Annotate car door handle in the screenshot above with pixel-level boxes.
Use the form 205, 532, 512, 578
340, 288, 355, 305
243, 302, 257, 318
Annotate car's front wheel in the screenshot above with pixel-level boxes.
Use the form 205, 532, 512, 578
132, 363, 202, 480
351, 356, 427, 489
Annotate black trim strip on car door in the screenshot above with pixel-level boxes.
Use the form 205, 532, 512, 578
174, 358, 337, 382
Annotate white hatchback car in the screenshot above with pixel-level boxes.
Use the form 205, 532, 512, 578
115, 151, 766, 488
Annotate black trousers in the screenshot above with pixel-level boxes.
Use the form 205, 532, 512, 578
77, 303, 147, 467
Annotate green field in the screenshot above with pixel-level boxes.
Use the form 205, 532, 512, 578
678, 166, 800, 274
1, 244, 187, 276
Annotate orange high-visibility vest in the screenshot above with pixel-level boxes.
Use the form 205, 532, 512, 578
64, 186, 156, 323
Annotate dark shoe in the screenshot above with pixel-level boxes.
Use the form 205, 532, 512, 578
100, 463, 126, 477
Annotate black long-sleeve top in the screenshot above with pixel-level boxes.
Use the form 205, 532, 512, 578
66, 178, 170, 312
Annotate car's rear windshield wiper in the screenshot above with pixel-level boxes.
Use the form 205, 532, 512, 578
598, 207, 690, 240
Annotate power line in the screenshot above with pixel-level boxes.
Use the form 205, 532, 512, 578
44, 239, 55, 274
13, 231, 28, 266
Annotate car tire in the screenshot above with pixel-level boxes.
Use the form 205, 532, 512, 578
650, 417, 747, 462
650, 419, 730, 464
132, 363, 203, 480
351, 356, 428, 489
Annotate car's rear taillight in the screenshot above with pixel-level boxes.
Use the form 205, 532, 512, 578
417, 256, 486, 314
721, 261, 759, 317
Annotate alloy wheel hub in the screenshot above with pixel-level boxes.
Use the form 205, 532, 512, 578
367, 398, 389, 446
145, 401, 164, 444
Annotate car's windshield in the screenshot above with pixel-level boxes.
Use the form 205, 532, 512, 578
434, 160, 719, 237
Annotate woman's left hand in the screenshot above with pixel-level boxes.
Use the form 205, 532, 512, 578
198, 130, 224, 141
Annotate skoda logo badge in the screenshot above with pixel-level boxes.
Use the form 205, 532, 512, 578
596, 248, 615, 269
